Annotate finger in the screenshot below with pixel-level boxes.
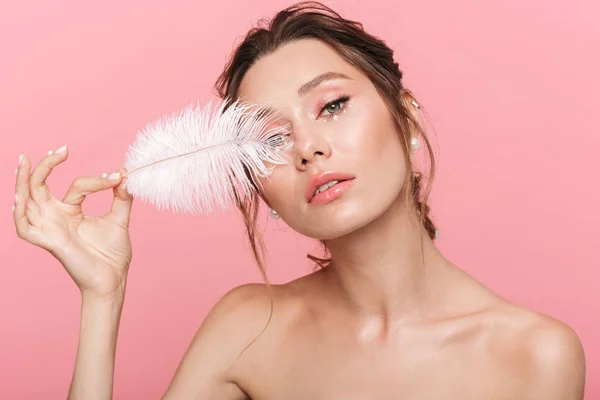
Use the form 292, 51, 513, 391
14, 154, 46, 242
62, 171, 125, 206
14, 154, 40, 224
13, 190, 32, 240
15, 154, 31, 206
29, 146, 68, 204
14, 185, 44, 247
109, 168, 134, 226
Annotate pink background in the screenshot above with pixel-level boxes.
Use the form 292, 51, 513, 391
1, 0, 598, 398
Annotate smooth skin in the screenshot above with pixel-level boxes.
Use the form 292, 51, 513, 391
14, 38, 585, 399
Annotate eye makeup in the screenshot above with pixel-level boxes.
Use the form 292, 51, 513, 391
317, 94, 351, 120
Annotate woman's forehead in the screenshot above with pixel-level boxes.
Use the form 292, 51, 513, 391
238, 39, 357, 102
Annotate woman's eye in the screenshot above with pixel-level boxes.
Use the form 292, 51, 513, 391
319, 96, 350, 118
267, 133, 292, 147
269, 134, 285, 143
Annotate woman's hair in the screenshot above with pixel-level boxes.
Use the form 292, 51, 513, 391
215, 1, 437, 286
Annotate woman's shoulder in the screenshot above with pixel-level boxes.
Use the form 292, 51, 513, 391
455, 268, 585, 373
450, 264, 585, 363
205, 280, 309, 337
205, 275, 326, 348
477, 299, 586, 394
207, 282, 279, 332
482, 300, 582, 353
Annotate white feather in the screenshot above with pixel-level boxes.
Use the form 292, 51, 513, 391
121, 99, 292, 215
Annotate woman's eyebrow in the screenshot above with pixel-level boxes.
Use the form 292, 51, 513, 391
246, 72, 352, 117
298, 72, 351, 97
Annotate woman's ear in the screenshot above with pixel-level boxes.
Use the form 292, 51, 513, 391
400, 89, 421, 129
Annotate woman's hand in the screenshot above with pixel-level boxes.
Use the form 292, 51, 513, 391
12, 146, 134, 302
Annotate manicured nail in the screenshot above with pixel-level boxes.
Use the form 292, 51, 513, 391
107, 172, 121, 180
47, 150, 53, 156
11, 205, 15, 212
55, 145, 67, 154
18, 154, 23, 166
15, 168, 18, 174
101, 173, 108, 179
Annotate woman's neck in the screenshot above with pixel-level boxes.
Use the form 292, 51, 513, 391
321, 196, 453, 325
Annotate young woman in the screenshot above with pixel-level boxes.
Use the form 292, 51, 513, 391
12, 2, 585, 399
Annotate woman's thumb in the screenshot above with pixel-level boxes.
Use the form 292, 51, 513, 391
110, 168, 133, 225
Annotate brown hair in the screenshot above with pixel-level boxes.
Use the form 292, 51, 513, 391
215, 1, 437, 287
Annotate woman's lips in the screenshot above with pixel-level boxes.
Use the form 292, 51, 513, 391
309, 179, 355, 205
305, 171, 356, 202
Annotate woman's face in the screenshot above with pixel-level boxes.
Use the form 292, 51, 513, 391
238, 38, 409, 240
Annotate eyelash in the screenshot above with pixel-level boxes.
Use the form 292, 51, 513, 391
267, 95, 351, 144
319, 95, 351, 119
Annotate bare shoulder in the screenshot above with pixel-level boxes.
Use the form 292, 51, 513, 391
521, 308, 586, 397
210, 282, 275, 321
485, 301, 586, 398
162, 283, 276, 400
193, 282, 280, 356
453, 265, 586, 395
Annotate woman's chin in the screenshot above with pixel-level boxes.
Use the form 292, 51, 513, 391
297, 215, 373, 241
290, 198, 391, 240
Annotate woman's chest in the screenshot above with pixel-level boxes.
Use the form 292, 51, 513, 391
243, 358, 526, 400
236, 326, 533, 400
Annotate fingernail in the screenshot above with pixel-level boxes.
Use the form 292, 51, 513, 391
15, 168, 18, 174
55, 145, 67, 154
107, 172, 121, 180
18, 154, 23, 166
11, 205, 15, 212
47, 150, 53, 156
101, 173, 108, 179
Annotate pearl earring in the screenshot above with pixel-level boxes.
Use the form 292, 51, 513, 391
410, 136, 421, 150
270, 208, 280, 219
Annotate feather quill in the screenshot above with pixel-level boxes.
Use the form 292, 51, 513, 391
121, 99, 292, 215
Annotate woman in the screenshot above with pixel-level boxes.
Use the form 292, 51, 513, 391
12, 2, 585, 399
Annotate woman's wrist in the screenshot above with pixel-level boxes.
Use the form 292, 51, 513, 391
80, 279, 127, 307
68, 285, 126, 399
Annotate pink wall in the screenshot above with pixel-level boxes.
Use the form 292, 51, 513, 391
1, 0, 598, 398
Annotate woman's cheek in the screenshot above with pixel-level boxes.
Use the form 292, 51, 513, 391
259, 168, 289, 200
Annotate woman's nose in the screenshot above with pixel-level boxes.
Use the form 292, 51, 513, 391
293, 126, 332, 170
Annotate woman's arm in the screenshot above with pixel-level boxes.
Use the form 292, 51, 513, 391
66, 283, 268, 400
67, 292, 126, 400
12, 152, 134, 399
